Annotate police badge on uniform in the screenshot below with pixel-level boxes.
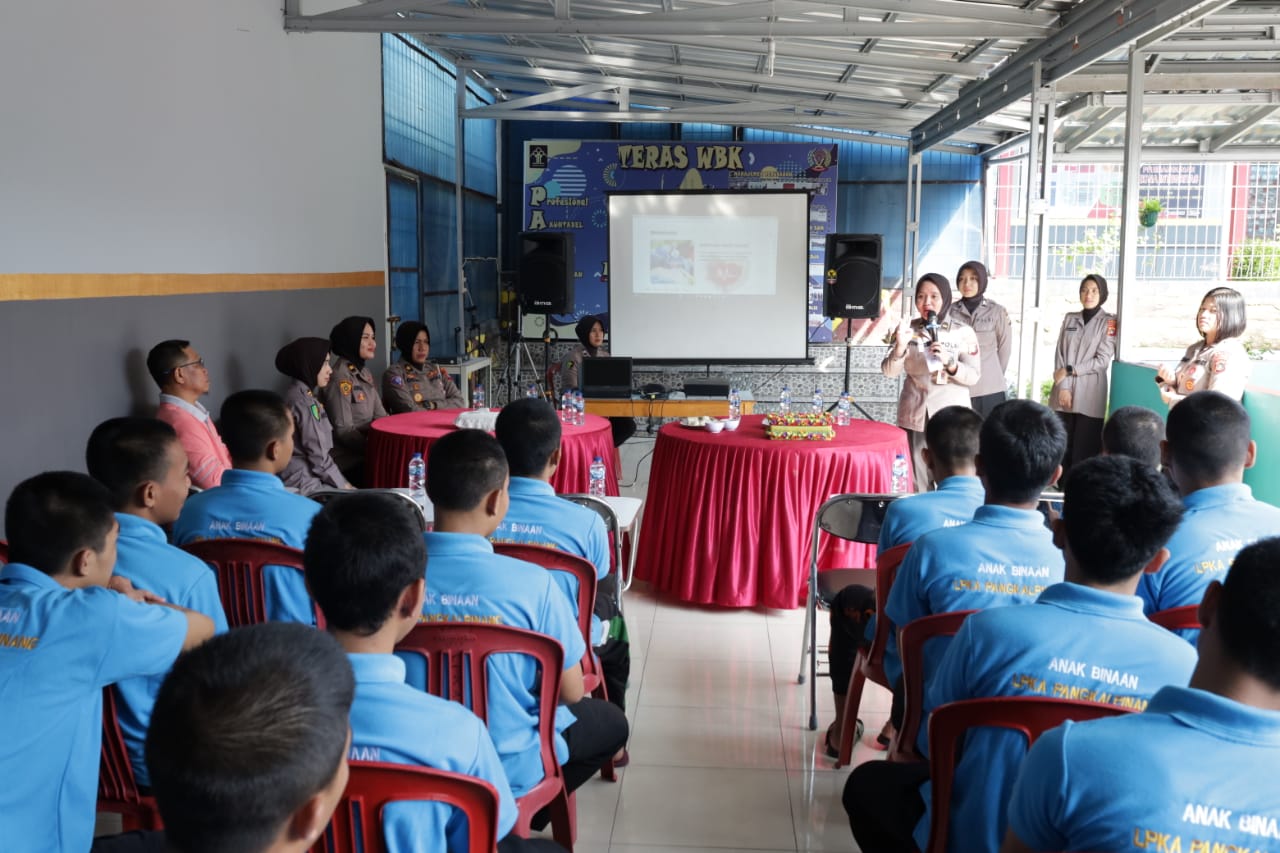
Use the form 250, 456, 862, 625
339, 381, 352, 396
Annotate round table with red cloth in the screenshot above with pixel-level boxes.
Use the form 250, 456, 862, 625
634, 414, 909, 609
365, 410, 620, 496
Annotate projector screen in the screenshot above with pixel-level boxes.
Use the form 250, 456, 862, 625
607, 190, 811, 362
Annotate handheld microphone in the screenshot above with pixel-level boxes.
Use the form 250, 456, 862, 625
924, 310, 940, 343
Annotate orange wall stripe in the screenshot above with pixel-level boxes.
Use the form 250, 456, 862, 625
0, 271, 384, 302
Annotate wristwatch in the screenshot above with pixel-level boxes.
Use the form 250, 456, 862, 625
1065, 365, 1074, 376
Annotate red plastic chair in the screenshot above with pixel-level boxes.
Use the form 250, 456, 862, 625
925, 697, 1131, 853
834, 541, 913, 767
495, 539, 621, 784
98, 686, 162, 831
313, 761, 500, 853
890, 609, 977, 764
181, 538, 324, 629
1149, 605, 1201, 631
394, 622, 575, 851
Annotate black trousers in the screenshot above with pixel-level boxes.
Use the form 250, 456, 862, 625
499, 834, 568, 852
970, 390, 1007, 419
1057, 411, 1104, 478
560, 696, 629, 793
828, 584, 876, 695
844, 758, 930, 853
91, 832, 166, 853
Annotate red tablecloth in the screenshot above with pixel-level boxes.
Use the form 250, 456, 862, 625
634, 415, 909, 609
366, 410, 620, 496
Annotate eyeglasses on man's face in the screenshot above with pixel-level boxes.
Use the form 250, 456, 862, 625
172, 358, 206, 373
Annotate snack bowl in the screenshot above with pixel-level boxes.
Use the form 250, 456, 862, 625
705, 420, 726, 434
722, 417, 741, 431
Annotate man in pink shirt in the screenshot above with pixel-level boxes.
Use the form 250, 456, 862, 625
148, 339, 232, 489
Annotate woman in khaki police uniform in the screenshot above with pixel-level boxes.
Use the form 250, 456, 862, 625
948, 260, 1012, 418
275, 337, 354, 494
1051, 274, 1117, 476
381, 321, 464, 413
1157, 286, 1251, 407
319, 315, 387, 485
882, 272, 981, 492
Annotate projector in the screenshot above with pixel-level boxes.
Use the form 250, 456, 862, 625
684, 377, 731, 397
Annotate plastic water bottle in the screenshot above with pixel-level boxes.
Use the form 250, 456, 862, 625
811, 386, 824, 414
728, 387, 741, 419
473, 383, 486, 410
892, 452, 911, 494
574, 391, 586, 426
589, 456, 607, 497
560, 391, 571, 423
779, 385, 792, 415
407, 452, 426, 509
836, 392, 852, 426
526, 382, 539, 399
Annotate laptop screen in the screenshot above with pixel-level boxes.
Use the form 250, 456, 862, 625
581, 357, 633, 398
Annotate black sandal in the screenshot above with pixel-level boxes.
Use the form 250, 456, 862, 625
824, 719, 865, 758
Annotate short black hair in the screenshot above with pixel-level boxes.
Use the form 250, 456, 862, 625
305, 492, 426, 634
426, 429, 508, 512
1166, 391, 1251, 484
4, 471, 116, 576
220, 390, 292, 464
924, 406, 982, 470
86, 417, 180, 510
979, 399, 1066, 504
1102, 406, 1165, 469
146, 339, 191, 388
495, 398, 561, 477
146, 623, 354, 853
1061, 455, 1184, 584
1217, 537, 1280, 690
1200, 286, 1247, 341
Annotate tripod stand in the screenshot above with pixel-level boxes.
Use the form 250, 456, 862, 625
504, 307, 558, 403
831, 317, 876, 421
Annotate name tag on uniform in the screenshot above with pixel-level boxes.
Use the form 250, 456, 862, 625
1065, 323, 1081, 332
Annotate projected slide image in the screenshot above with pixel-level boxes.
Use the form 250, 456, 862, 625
633, 216, 778, 296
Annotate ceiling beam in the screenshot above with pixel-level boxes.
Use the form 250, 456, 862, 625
1206, 103, 1280, 152
1057, 69, 1280, 92
1058, 107, 1123, 152
910, 0, 1238, 150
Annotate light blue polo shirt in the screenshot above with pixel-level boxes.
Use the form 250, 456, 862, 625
111, 513, 229, 787
877, 475, 985, 551
491, 477, 611, 644
1139, 483, 1280, 621
417, 531, 586, 797
1008, 685, 1280, 853
173, 468, 321, 624
915, 583, 1198, 853
882, 504, 1063, 686
347, 653, 518, 851
0, 562, 188, 853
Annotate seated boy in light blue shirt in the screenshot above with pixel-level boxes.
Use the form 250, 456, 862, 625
0, 472, 214, 853
305, 490, 563, 853
1005, 536, 1280, 853
1138, 391, 1280, 627
173, 389, 321, 624
826, 405, 985, 755
848, 455, 1197, 853
493, 397, 630, 720
85, 417, 230, 788
146, 622, 354, 853
422, 430, 628, 810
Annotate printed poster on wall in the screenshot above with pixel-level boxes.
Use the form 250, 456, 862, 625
523, 140, 841, 342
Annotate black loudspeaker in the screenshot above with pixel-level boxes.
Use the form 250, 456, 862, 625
823, 233, 882, 319
517, 232, 575, 314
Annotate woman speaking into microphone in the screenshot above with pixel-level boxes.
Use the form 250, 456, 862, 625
882, 273, 981, 492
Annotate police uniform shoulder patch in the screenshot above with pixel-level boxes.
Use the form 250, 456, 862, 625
1211, 352, 1228, 374
339, 380, 352, 396
310, 403, 322, 421
1106, 317, 1117, 337
390, 375, 404, 387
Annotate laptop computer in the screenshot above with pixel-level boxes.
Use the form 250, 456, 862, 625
581, 356, 633, 399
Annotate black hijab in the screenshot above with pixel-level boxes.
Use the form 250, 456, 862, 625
575, 315, 604, 357
275, 337, 331, 388
395, 321, 430, 368
957, 261, 989, 314
917, 273, 954, 322
1081, 274, 1109, 324
329, 316, 375, 368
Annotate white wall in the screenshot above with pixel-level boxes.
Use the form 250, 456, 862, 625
0, 0, 384, 274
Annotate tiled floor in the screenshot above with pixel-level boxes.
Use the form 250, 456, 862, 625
556, 436, 891, 852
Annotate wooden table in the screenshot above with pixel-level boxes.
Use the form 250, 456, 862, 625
585, 396, 756, 418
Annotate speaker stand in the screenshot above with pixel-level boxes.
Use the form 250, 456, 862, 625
539, 314, 557, 401
833, 318, 876, 422
505, 304, 544, 404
